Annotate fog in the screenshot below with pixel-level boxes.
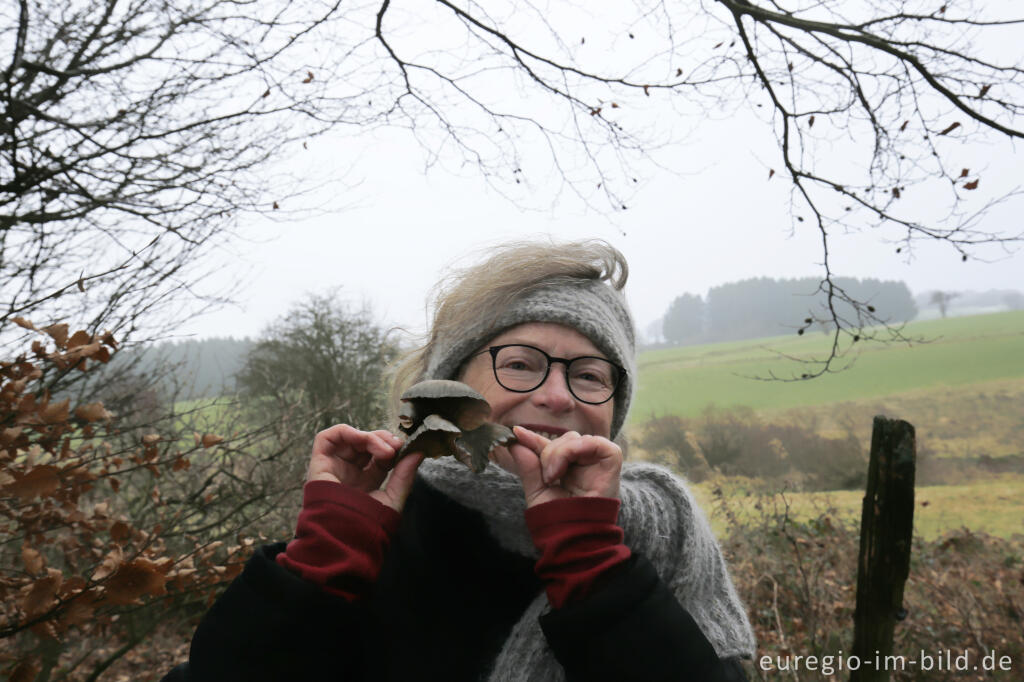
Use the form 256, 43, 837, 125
178, 118, 1021, 342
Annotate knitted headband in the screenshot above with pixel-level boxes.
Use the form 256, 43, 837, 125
422, 278, 637, 440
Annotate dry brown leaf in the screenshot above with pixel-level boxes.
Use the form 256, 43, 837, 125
12, 317, 37, 331
2, 426, 23, 446
964, 179, 979, 190
16, 394, 38, 419
92, 547, 124, 581
68, 341, 102, 359
75, 402, 112, 422
201, 434, 223, 448
110, 520, 133, 544
99, 330, 118, 349
40, 399, 70, 424
66, 330, 92, 350
42, 323, 69, 348
104, 558, 168, 605
10, 657, 41, 682
59, 598, 95, 628
63, 576, 87, 593
22, 545, 45, 575
23, 568, 63, 618
5, 465, 61, 500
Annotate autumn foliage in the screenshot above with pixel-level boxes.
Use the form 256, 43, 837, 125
1, 320, 251, 681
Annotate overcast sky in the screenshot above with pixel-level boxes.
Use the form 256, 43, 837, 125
174, 6, 1024, 343
174, 114, 1020, 344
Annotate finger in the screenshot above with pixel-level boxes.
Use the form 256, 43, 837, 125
511, 425, 548, 456
541, 433, 621, 483
316, 425, 398, 462
313, 424, 366, 459
507, 442, 545, 494
538, 431, 581, 483
312, 424, 349, 455
371, 429, 405, 451
381, 452, 424, 511
364, 430, 401, 465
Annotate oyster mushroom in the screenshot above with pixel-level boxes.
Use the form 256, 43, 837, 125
397, 379, 515, 473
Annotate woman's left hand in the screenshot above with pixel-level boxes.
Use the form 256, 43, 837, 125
508, 426, 622, 507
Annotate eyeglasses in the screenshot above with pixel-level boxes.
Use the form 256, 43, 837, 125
483, 344, 624, 405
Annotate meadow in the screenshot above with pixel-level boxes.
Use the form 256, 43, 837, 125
631, 310, 1024, 420
692, 474, 1024, 541
630, 310, 1024, 540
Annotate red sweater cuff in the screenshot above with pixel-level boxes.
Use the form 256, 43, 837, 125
276, 481, 401, 601
525, 497, 632, 609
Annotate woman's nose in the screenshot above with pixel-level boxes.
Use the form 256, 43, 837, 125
530, 367, 576, 412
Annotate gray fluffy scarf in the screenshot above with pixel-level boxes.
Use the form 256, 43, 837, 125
417, 457, 756, 681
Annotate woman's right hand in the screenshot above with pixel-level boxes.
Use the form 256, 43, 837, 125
307, 425, 423, 513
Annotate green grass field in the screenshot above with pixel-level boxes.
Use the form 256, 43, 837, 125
631, 310, 1024, 422
692, 474, 1024, 541
631, 311, 1024, 539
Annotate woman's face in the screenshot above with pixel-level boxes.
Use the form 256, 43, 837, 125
458, 322, 615, 467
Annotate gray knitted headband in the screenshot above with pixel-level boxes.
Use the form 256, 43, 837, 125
423, 279, 637, 440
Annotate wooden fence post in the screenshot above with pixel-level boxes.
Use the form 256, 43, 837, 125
850, 417, 916, 682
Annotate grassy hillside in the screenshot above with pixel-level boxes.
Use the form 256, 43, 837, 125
631, 310, 1024, 421
694, 474, 1024, 541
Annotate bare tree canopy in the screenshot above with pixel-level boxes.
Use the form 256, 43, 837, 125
1, 0, 347, 340
3, 0, 1022, 370
360, 0, 1023, 373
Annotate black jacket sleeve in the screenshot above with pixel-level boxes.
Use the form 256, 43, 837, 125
162, 543, 370, 682
539, 554, 748, 682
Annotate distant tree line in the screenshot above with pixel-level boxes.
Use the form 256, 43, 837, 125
109, 337, 254, 401
662, 277, 918, 345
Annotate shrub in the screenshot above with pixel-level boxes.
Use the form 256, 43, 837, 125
715, 488, 1024, 681
637, 408, 867, 491
635, 415, 711, 481
1, 320, 254, 681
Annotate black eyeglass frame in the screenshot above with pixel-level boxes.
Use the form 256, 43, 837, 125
483, 343, 626, 406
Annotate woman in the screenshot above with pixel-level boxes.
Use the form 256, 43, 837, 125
165, 240, 754, 681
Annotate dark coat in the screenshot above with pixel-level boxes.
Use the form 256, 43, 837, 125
163, 478, 748, 681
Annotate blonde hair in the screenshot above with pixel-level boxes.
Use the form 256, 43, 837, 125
388, 239, 629, 424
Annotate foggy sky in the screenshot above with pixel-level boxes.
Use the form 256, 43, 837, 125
179, 114, 1023, 342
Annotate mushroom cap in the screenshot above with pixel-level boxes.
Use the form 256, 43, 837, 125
399, 380, 491, 432
395, 380, 517, 474
401, 379, 485, 401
